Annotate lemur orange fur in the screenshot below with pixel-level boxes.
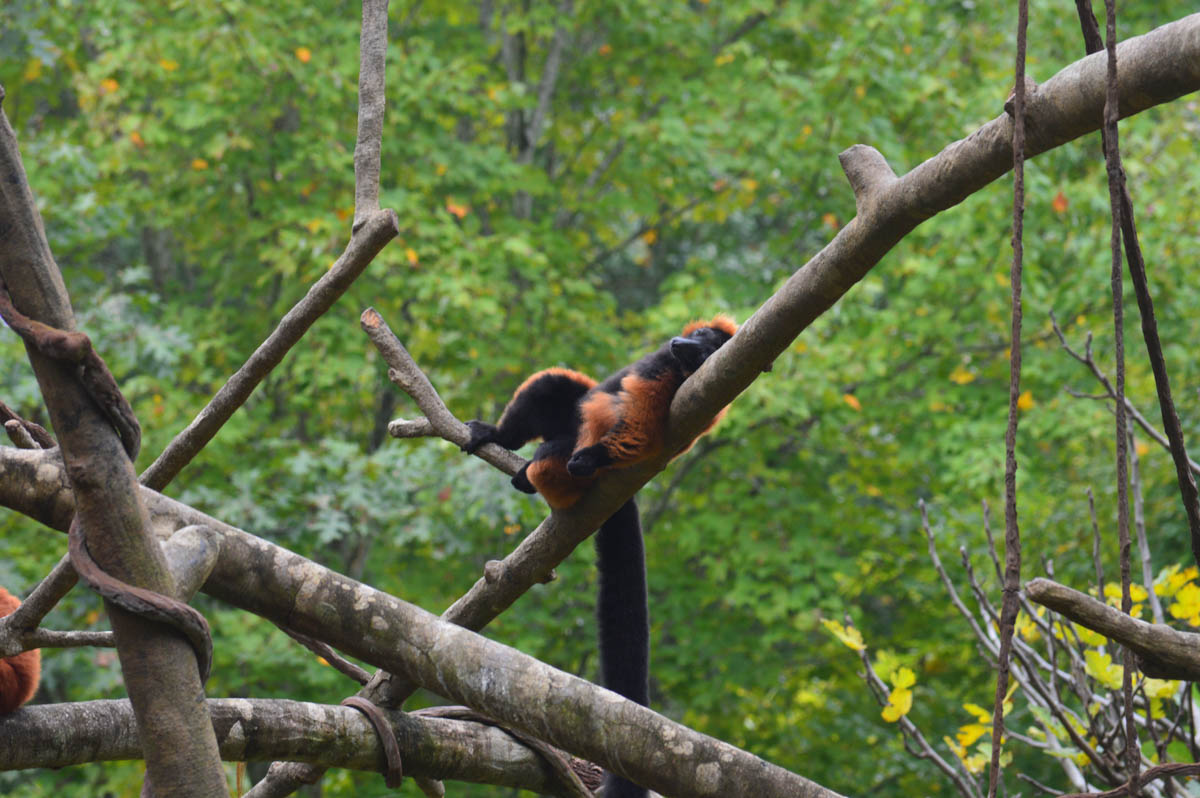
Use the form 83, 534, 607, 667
0, 587, 40, 714
462, 316, 737, 798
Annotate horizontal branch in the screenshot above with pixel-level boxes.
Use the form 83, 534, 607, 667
0, 699, 582, 795
0, 446, 840, 798
1025, 578, 1200, 681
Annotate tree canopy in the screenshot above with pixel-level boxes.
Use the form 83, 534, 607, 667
2, 2, 1200, 796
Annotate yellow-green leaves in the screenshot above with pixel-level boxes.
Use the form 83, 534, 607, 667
881, 667, 916, 723
821, 619, 865, 652
1083, 650, 1124, 690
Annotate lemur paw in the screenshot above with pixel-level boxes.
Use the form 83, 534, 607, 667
462, 420, 498, 454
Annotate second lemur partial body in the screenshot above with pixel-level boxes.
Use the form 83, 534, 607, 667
462, 314, 736, 798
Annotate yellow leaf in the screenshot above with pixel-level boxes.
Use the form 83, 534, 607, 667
100, 77, 120, 93
964, 752, 988, 774
1130, 583, 1148, 602
305, 219, 322, 233
1073, 623, 1106, 647
865, 484, 882, 497
881, 686, 912, 722
191, 158, 209, 171
963, 703, 992, 724
1084, 650, 1124, 689
821, 619, 866, 651
855, 85, 867, 99
295, 47, 312, 63
316, 656, 329, 666
891, 667, 915, 690
715, 53, 734, 66
1017, 390, 1034, 411
405, 247, 419, 266
741, 178, 759, 193
949, 365, 975, 385
1144, 678, 1180, 699
842, 393, 861, 411
159, 58, 179, 71
1136, 441, 1150, 457
801, 124, 813, 137
435, 163, 448, 176
956, 723, 987, 747
642, 229, 658, 245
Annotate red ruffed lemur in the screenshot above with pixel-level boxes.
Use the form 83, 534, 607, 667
462, 315, 737, 798
0, 586, 40, 715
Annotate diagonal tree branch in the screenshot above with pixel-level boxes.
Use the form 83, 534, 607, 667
139, 209, 398, 492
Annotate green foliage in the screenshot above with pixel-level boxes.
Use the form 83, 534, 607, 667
1, 1, 1198, 795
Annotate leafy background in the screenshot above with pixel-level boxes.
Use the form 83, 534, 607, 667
1, 1, 1198, 795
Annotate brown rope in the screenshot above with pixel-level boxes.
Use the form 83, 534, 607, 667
0, 281, 210, 682
0, 279, 140, 459
413, 706, 598, 797
341, 696, 404, 788
69, 515, 212, 682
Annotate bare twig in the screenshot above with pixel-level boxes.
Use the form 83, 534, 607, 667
1086, 488, 1104, 595
1051, 314, 1200, 477
1088, 0, 1140, 789
1129, 429, 1165, 623
1075, 0, 1200, 577
0, 400, 54, 448
1058, 763, 1200, 798
852, 626, 983, 798
989, 3, 1029, 791
22, 628, 114, 649
278, 625, 372, 686
362, 308, 525, 477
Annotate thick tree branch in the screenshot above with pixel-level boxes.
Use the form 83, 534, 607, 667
0, 90, 226, 795
1025, 578, 1200, 681
352, 0, 389, 228
0, 446, 841, 798
0, 699, 592, 796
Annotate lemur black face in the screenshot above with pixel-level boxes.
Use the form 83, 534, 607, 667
668, 326, 734, 375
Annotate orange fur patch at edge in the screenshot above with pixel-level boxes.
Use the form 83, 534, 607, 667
0, 587, 40, 714
526, 456, 592, 509
513, 367, 596, 398
681, 314, 738, 337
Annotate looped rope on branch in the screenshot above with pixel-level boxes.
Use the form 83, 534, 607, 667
341, 696, 404, 788
68, 515, 213, 683
0, 279, 140, 459
412, 706, 600, 797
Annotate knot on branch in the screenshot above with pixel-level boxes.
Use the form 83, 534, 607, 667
838, 144, 898, 219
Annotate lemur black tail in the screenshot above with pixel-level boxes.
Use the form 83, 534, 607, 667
594, 498, 649, 798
